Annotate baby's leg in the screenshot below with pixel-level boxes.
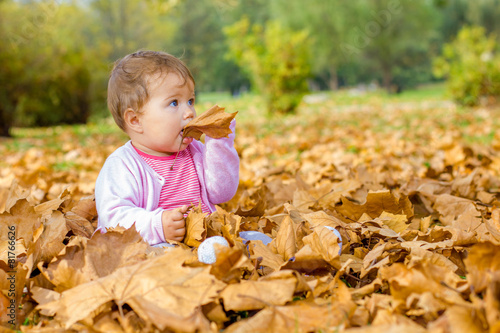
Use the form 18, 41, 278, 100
197, 228, 342, 264
240, 229, 342, 254
197, 232, 271, 264
239, 230, 272, 245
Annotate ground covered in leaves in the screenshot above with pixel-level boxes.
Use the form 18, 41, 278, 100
1, 96, 500, 332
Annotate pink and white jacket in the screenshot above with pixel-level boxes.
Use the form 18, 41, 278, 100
94, 121, 239, 245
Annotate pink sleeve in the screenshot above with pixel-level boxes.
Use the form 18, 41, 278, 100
202, 120, 240, 204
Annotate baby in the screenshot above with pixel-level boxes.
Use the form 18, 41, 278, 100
95, 50, 246, 255
95, 50, 340, 263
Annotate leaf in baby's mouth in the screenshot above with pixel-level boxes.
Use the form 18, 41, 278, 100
183, 105, 238, 140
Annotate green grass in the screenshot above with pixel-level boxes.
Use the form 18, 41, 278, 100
1, 83, 449, 153
198, 83, 447, 110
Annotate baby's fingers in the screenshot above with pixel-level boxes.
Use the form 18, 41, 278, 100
171, 210, 185, 221
178, 205, 189, 214
173, 226, 186, 237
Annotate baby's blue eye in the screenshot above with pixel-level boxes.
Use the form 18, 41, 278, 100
188, 99, 195, 106
169, 100, 178, 107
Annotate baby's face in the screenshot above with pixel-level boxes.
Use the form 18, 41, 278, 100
135, 72, 196, 156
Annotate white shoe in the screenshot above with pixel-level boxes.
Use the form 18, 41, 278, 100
198, 236, 229, 264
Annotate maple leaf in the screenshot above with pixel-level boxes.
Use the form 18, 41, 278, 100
182, 104, 238, 140
337, 190, 414, 222
248, 240, 284, 272
225, 303, 349, 332
184, 205, 208, 247
464, 242, 500, 294
39, 227, 148, 292
209, 245, 253, 283
220, 270, 297, 311
36, 248, 224, 329
302, 226, 341, 269
270, 215, 297, 261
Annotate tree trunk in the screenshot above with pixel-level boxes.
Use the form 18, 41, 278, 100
382, 66, 392, 93
329, 66, 339, 90
0, 105, 12, 137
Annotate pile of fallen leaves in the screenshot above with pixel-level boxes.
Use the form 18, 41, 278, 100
1, 100, 500, 332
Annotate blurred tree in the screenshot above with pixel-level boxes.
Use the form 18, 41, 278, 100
10, 2, 95, 128
0, 0, 182, 136
436, 0, 469, 41
225, 17, 311, 113
467, 0, 500, 36
0, 34, 24, 136
433, 26, 500, 106
88, 0, 178, 115
0, 0, 63, 135
215, 0, 272, 26
165, 0, 247, 93
90, 0, 175, 61
436, 0, 500, 44
271, 0, 358, 90
351, 0, 440, 93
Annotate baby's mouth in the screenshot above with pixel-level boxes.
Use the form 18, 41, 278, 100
180, 129, 193, 144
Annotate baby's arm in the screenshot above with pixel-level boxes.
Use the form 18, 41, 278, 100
202, 119, 240, 204
95, 156, 166, 245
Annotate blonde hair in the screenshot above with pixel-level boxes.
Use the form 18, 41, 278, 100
107, 50, 195, 131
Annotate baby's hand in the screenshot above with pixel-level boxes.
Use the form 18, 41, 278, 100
161, 205, 189, 242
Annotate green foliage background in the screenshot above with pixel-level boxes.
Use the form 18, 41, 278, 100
433, 26, 500, 106
1, 0, 500, 135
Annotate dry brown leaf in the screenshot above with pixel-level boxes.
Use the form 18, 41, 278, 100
270, 215, 297, 261
209, 245, 253, 283
338, 190, 414, 222
33, 195, 68, 219
345, 323, 427, 333
464, 242, 500, 294
379, 261, 469, 309
486, 208, 500, 243
39, 227, 148, 292
211, 206, 241, 246
37, 210, 69, 262
1, 180, 30, 214
67, 195, 97, 221
377, 211, 409, 233
403, 246, 458, 273
281, 244, 331, 275
37, 248, 222, 329
441, 306, 488, 333
219, 271, 296, 311
127, 301, 213, 332
183, 104, 238, 140
302, 226, 341, 269
302, 210, 345, 229
184, 205, 207, 247
225, 302, 350, 333
0, 199, 41, 244
64, 211, 94, 238
248, 240, 284, 272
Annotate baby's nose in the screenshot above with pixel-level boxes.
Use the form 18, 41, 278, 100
184, 107, 195, 119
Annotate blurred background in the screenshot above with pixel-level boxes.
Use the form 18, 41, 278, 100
1, 0, 500, 137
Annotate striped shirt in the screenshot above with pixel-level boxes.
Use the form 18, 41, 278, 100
134, 146, 210, 213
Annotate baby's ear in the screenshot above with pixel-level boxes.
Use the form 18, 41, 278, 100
124, 108, 143, 134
